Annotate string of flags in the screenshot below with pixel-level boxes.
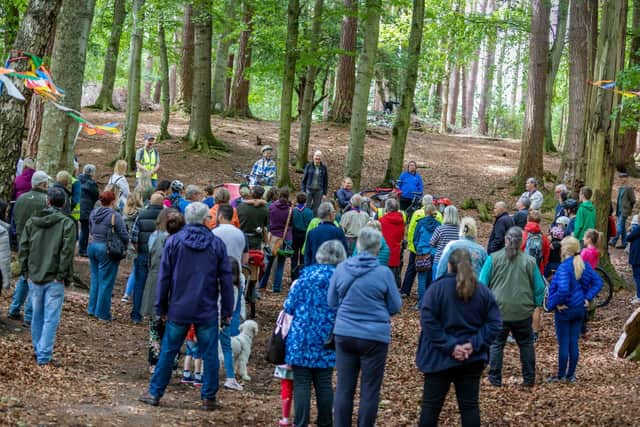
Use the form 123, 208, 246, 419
589, 80, 640, 98
0, 51, 120, 136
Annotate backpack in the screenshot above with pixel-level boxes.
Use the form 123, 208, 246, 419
168, 193, 181, 209
525, 232, 543, 265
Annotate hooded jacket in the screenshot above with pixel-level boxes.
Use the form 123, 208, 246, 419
269, 199, 293, 241
546, 257, 602, 311
328, 253, 402, 343
521, 221, 551, 274
574, 200, 596, 241
379, 211, 405, 267
78, 174, 99, 220
12, 167, 35, 201
19, 207, 76, 284
414, 215, 440, 256
89, 207, 129, 246
156, 223, 234, 324
14, 188, 48, 241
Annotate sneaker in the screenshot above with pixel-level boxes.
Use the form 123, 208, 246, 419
630, 297, 640, 305
278, 419, 292, 426
181, 371, 194, 384
224, 378, 244, 391
507, 335, 516, 344
193, 373, 203, 387
121, 295, 130, 303
533, 332, 539, 343
564, 376, 577, 384
546, 376, 564, 383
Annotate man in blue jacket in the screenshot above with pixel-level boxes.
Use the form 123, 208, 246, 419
304, 202, 348, 266
139, 202, 234, 411
397, 161, 424, 212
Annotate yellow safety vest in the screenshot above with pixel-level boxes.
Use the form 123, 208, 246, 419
70, 176, 80, 220
137, 148, 158, 179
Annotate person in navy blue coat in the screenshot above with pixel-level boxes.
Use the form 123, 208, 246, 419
304, 202, 348, 266
545, 236, 602, 383
624, 215, 640, 305
416, 248, 502, 427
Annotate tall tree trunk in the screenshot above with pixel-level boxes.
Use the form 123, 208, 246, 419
559, 0, 597, 191
225, 1, 253, 118
477, 0, 496, 135
93, 0, 125, 111
448, 65, 459, 126
142, 55, 154, 104
211, 0, 236, 113
384, 0, 425, 182
617, 0, 640, 174
153, 80, 161, 104
344, 0, 381, 190
515, 0, 549, 189
322, 70, 333, 120
224, 53, 234, 108
492, 32, 507, 137
186, 1, 224, 151
464, 0, 487, 128
169, 64, 177, 106
460, 67, 468, 128
511, 36, 522, 108
0, 0, 60, 201
158, 19, 171, 141
585, 0, 627, 266
328, 0, 358, 123
118, 0, 145, 171
296, 0, 325, 172
276, 0, 301, 187
373, 68, 386, 112
543, 0, 569, 153
37, 0, 96, 177
440, 61, 450, 134
176, 4, 194, 113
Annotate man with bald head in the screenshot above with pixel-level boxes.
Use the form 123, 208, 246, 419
487, 201, 515, 255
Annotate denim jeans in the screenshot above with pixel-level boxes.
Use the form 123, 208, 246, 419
8, 275, 33, 322
554, 306, 584, 379
292, 366, 334, 427
29, 281, 65, 364
633, 264, 640, 298
400, 252, 417, 296
78, 219, 90, 255
417, 270, 433, 304
131, 252, 149, 322
149, 320, 220, 400
610, 215, 627, 245
125, 269, 135, 297
259, 253, 286, 292
431, 262, 439, 281
489, 317, 535, 385
334, 335, 389, 427
87, 242, 120, 320
220, 285, 243, 379
419, 361, 485, 427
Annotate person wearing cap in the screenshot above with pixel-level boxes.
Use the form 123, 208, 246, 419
624, 215, 640, 304
301, 150, 329, 215
250, 146, 276, 187
136, 135, 160, 188
609, 172, 636, 248
19, 186, 77, 366
521, 177, 543, 211
8, 170, 51, 323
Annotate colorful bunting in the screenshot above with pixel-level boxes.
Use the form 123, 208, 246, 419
589, 80, 640, 98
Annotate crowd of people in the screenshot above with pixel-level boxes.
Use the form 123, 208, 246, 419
2, 137, 638, 426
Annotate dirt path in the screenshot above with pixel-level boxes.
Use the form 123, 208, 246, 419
1, 111, 639, 426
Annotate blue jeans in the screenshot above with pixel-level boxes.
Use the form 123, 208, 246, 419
432, 262, 439, 281
29, 281, 65, 364
554, 306, 585, 379
417, 270, 433, 305
611, 215, 627, 244
334, 335, 389, 427
8, 275, 33, 322
88, 242, 120, 320
125, 269, 135, 297
633, 265, 640, 298
259, 254, 286, 292
149, 320, 220, 400
220, 286, 243, 379
401, 252, 417, 296
131, 253, 149, 322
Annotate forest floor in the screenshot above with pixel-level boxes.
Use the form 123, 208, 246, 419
1, 111, 639, 426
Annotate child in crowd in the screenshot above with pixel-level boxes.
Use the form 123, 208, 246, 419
156, 180, 172, 208
182, 325, 203, 386
564, 199, 578, 236
274, 364, 294, 426
580, 229, 601, 269
624, 215, 640, 305
202, 184, 215, 208
546, 216, 569, 278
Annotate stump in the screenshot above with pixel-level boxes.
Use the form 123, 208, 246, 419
614, 307, 640, 359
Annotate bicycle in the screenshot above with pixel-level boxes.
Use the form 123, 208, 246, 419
544, 265, 613, 309
360, 179, 422, 220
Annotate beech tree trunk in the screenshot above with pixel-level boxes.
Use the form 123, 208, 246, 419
37, 0, 95, 176
344, 0, 381, 190
328, 0, 358, 123
384, 0, 425, 182
296, 0, 325, 172
158, 19, 171, 141
211, 0, 236, 113
93, 0, 125, 111
448, 65, 459, 127
0, 0, 60, 201
492, 33, 507, 136
118, 0, 145, 171
440, 62, 450, 134
515, 0, 549, 190
460, 68, 468, 128
224, 53, 234, 108
176, 4, 194, 113
186, 1, 224, 151
225, 1, 253, 118
543, 0, 568, 153
464, 0, 488, 129
142, 55, 154, 104
559, 0, 597, 192
477, 0, 496, 136
511, 37, 522, 108
322, 70, 333, 121
169, 65, 177, 106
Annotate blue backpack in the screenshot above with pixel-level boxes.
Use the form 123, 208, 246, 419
525, 232, 543, 265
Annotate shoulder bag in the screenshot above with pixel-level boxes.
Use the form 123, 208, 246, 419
270, 207, 294, 257
106, 212, 127, 261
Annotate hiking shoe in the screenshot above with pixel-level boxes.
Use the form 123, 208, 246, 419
564, 376, 577, 384
546, 376, 564, 383
181, 371, 194, 384
7, 312, 21, 321
630, 297, 640, 305
193, 373, 203, 387
139, 392, 160, 406
201, 398, 218, 411
121, 295, 130, 303
224, 378, 244, 391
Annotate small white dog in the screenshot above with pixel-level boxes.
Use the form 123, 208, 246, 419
219, 320, 259, 381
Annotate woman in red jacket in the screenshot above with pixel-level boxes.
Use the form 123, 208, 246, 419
380, 198, 405, 287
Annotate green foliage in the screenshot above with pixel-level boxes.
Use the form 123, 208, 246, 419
613, 65, 640, 133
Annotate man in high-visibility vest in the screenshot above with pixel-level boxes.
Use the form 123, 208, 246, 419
135, 134, 160, 188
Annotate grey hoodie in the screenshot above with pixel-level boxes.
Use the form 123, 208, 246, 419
89, 207, 129, 246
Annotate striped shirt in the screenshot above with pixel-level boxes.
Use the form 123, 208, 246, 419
430, 224, 460, 264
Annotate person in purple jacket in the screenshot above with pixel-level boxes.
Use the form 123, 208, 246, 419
139, 202, 234, 411
260, 187, 293, 293
12, 158, 36, 202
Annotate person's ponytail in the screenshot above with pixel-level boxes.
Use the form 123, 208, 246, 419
561, 236, 584, 280
573, 254, 584, 280
449, 249, 478, 302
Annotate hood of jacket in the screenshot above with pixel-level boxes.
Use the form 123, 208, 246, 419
341, 253, 379, 280
524, 222, 542, 234
92, 207, 114, 224
580, 200, 595, 213
30, 207, 66, 229
383, 211, 404, 226
272, 199, 291, 212
176, 223, 214, 251
419, 215, 440, 233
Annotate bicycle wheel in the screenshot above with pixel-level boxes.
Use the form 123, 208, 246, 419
594, 266, 613, 308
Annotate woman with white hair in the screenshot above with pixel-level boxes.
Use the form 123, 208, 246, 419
283, 240, 347, 427
434, 217, 487, 281
430, 205, 460, 280
329, 227, 402, 427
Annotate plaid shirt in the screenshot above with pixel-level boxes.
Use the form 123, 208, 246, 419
250, 158, 276, 186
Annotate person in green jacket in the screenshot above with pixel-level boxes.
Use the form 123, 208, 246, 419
19, 187, 76, 366
479, 226, 545, 387
574, 186, 596, 242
